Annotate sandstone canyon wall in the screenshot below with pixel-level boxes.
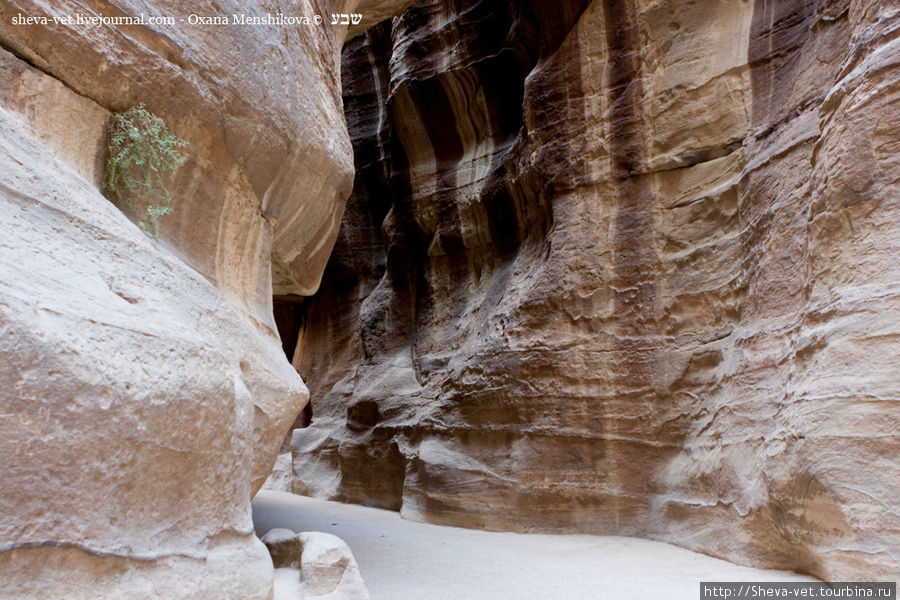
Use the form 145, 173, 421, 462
290, 0, 900, 580
0, 0, 409, 597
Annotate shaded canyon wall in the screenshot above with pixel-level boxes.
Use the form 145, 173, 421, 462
288, 0, 900, 580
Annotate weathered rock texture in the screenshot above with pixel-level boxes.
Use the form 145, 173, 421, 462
0, 0, 356, 316
0, 0, 411, 597
0, 98, 296, 598
290, 0, 900, 580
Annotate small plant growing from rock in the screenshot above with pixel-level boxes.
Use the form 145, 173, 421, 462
104, 104, 187, 239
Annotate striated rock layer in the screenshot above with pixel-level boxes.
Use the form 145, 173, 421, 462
290, 0, 900, 580
0, 0, 412, 597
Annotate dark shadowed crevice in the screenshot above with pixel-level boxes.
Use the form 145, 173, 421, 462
272, 295, 306, 363
272, 295, 312, 428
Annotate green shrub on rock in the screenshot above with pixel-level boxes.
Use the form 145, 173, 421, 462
104, 104, 186, 239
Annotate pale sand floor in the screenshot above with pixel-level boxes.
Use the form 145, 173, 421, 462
252, 490, 815, 600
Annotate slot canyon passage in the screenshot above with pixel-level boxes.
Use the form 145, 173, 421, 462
0, 0, 897, 598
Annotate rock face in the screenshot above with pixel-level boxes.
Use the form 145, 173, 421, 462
0, 0, 412, 597
0, 99, 297, 598
0, 0, 355, 314
264, 451, 297, 493
290, 0, 900, 580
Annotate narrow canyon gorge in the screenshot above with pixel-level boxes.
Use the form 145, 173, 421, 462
0, 0, 897, 598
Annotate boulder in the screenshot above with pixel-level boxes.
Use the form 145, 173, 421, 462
262, 529, 371, 600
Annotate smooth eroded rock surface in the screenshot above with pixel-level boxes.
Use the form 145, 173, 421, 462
290, 0, 900, 580
0, 103, 305, 598
0, 0, 356, 315
0, 0, 418, 596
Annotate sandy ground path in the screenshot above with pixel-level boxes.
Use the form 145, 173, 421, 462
252, 490, 814, 600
